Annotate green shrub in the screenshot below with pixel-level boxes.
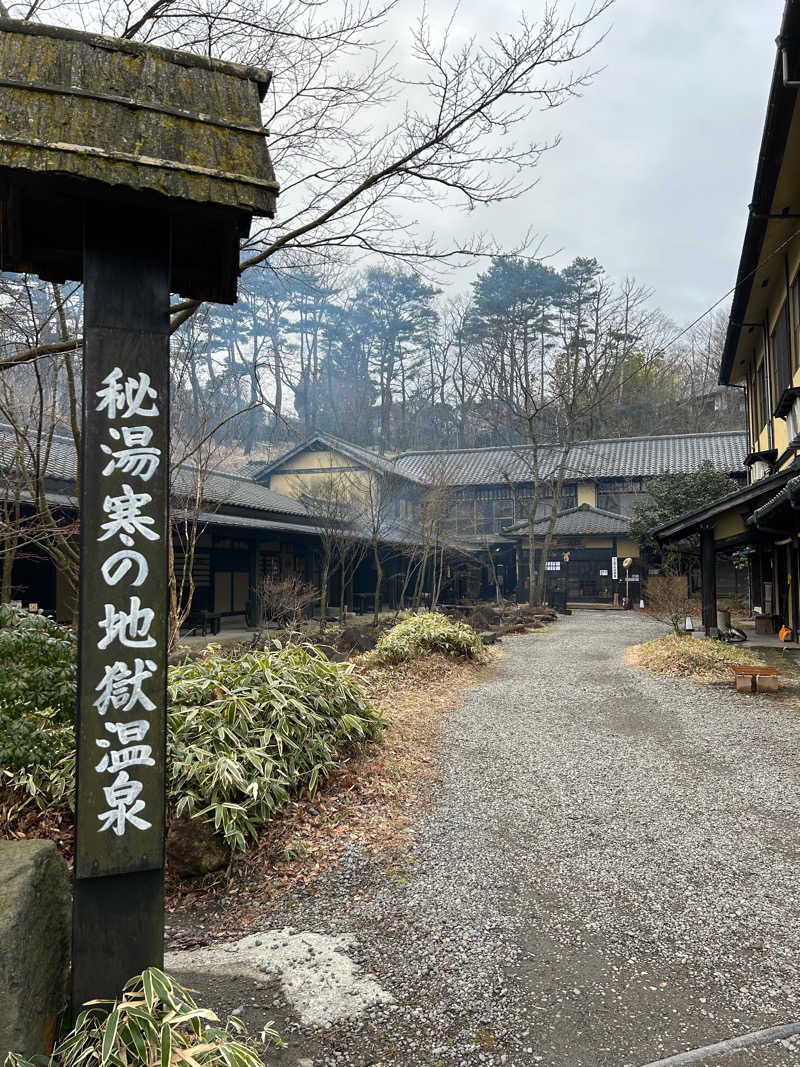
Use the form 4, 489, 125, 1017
374, 611, 484, 663
1, 642, 381, 849
0, 605, 77, 721
167, 643, 381, 849
5, 967, 281, 1067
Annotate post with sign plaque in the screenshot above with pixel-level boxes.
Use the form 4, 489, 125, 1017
0, 16, 277, 1019
71, 208, 171, 1015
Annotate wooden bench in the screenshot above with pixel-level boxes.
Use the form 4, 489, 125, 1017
730, 664, 779, 693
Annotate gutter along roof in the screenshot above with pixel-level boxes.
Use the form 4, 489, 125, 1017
719, 0, 800, 387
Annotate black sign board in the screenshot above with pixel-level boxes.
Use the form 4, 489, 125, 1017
71, 208, 170, 1016
75, 211, 169, 879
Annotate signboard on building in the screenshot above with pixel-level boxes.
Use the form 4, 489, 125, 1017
611, 556, 619, 581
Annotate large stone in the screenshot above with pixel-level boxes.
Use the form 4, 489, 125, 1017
0, 840, 70, 1061
167, 816, 231, 878
335, 627, 377, 653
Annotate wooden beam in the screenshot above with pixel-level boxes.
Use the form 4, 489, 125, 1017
700, 525, 718, 635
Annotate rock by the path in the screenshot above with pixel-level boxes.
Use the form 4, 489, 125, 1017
335, 627, 377, 653
167, 815, 230, 877
166, 929, 392, 1027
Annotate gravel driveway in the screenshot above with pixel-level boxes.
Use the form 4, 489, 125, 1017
169, 612, 800, 1066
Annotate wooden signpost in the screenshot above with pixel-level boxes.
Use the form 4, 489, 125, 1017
0, 17, 277, 1017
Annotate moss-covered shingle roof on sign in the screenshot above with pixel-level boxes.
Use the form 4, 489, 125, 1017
0, 18, 278, 216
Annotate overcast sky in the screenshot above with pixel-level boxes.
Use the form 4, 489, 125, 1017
393, 0, 780, 329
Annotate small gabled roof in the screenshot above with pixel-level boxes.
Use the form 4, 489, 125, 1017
245, 432, 423, 484
655, 461, 800, 543
509, 503, 631, 538
0, 18, 278, 217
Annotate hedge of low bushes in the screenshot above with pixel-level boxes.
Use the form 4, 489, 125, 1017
0, 608, 381, 849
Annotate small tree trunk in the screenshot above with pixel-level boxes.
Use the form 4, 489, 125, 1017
319, 553, 330, 631
372, 540, 383, 627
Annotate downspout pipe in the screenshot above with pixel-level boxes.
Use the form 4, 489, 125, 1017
778, 36, 800, 86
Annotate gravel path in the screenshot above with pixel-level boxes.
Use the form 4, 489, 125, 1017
169, 612, 800, 1066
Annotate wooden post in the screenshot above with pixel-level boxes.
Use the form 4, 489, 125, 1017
71, 205, 170, 1018
700, 525, 717, 635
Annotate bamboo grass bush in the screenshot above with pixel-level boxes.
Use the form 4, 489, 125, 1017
374, 612, 484, 663
4, 968, 282, 1067
1, 638, 381, 849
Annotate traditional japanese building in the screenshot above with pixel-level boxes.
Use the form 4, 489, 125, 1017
656, 0, 800, 637
246, 429, 747, 604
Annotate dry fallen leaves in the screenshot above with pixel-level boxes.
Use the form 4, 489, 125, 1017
166, 649, 498, 915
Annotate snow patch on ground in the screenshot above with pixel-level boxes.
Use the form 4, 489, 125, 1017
166, 928, 393, 1027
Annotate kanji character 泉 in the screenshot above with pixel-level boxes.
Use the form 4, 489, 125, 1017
96, 367, 159, 419
100, 549, 149, 587
93, 658, 157, 716
97, 596, 156, 650
97, 771, 152, 836
98, 484, 158, 547
100, 426, 161, 482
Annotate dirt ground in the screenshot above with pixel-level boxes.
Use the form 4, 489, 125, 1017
165, 613, 800, 1067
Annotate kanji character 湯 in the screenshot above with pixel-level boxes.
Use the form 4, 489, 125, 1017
100, 426, 161, 482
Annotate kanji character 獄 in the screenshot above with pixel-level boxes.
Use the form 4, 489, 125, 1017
93, 659, 157, 715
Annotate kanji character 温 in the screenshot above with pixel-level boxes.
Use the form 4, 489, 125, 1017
93, 659, 157, 715
95, 741, 154, 775
96, 367, 158, 419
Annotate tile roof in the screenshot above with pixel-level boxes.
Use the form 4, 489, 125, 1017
394, 432, 748, 485
0, 424, 309, 518
509, 504, 631, 537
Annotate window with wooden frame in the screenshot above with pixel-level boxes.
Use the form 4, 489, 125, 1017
771, 302, 791, 404
792, 272, 800, 374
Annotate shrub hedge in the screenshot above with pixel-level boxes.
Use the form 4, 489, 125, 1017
374, 611, 484, 663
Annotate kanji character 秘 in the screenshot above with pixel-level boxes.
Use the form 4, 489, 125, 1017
96, 367, 159, 419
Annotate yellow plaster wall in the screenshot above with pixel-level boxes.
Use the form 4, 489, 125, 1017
616, 538, 640, 559
577, 483, 596, 507
585, 537, 612, 549
271, 467, 373, 500
713, 511, 746, 541
278, 448, 349, 471
267, 446, 373, 500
